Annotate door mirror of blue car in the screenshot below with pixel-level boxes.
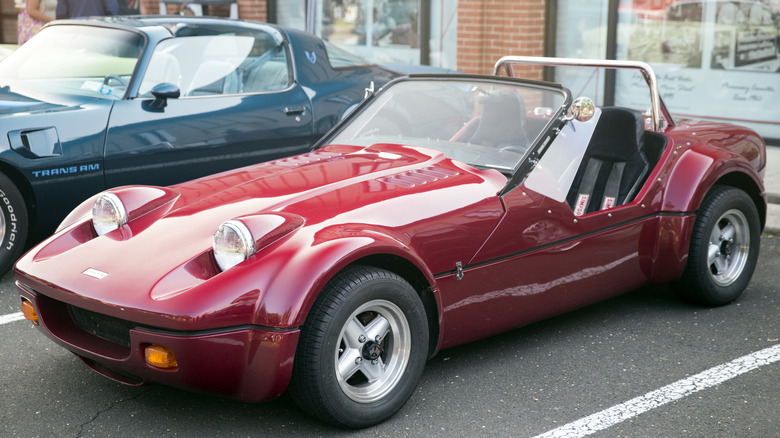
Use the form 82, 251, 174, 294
149, 83, 181, 110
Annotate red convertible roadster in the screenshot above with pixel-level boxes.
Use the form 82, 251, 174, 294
15, 57, 767, 428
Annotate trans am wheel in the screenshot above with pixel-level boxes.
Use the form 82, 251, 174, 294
0, 174, 27, 276
290, 266, 428, 428
673, 185, 760, 306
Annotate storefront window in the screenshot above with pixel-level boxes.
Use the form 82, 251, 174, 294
617, 0, 780, 140
272, 0, 458, 69
429, 1, 458, 68
554, 0, 610, 101
324, 0, 421, 63
556, 0, 780, 141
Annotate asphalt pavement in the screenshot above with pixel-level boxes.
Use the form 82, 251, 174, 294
2, 237, 779, 437
765, 146, 779, 234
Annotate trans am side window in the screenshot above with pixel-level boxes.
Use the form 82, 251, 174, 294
240, 36, 292, 93
138, 31, 291, 98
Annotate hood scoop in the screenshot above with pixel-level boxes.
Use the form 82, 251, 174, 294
379, 166, 459, 188
274, 150, 344, 167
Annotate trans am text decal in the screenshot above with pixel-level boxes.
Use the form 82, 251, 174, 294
31, 163, 100, 178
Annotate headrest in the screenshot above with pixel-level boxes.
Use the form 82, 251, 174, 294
587, 107, 645, 161
476, 92, 526, 130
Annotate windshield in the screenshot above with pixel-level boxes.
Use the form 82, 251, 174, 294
0, 25, 143, 100
329, 78, 568, 172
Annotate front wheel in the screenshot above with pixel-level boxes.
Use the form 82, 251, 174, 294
672, 185, 760, 306
0, 174, 28, 276
289, 266, 429, 428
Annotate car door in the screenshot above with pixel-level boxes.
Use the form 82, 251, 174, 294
437, 109, 660, 348
104, 31, 316, 188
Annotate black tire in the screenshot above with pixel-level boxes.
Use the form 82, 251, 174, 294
672, 185, 760, 306
0, 174, 28, 276
289, 266, 429, 428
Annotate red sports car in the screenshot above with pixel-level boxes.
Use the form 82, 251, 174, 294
15, 57, 767, 428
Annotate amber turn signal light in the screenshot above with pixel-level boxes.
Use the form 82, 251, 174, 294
21, 299, 38, 325
145, 344, 178, 369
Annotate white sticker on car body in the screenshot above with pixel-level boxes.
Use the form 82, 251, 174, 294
82, 268, 108, 279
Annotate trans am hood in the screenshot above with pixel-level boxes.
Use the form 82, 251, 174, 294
0, 86, 98, 116
17, 143, 507, 329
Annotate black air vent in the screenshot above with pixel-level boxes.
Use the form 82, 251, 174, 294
68, 305, 134, 347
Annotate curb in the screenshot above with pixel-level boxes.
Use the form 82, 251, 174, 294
765, 188, 780, 235
765, 202, 780, 236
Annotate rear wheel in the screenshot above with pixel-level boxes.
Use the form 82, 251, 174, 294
289, 266, 428, 428
0, 174, 28, 276
672, 185, 760, 306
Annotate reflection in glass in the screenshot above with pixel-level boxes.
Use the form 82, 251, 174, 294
0, 26, 143, 100
330, 78, 567, 173
138, 32, 289, 97
614, 0, 779, 139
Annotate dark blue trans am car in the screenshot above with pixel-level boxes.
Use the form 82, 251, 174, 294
0, 16, 398, 274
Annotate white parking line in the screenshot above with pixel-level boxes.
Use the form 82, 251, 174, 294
0, 312, 25, 325
1, 309, 777, 435
533, 344, 780, 438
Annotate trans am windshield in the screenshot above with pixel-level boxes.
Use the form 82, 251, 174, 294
0, 25, 143, 100
329, 78, 567, 172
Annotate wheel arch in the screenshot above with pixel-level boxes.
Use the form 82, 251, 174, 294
0, 160, 36, 243
711, 171, 766, 232
344, 253, 441, 359
650, 147, 766, 283
255, 231, 442, 357
662, 148, 765, 227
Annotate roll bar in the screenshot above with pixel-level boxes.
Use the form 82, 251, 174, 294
493, 56, 673, 132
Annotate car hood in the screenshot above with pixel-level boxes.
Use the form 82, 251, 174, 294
0, 86, 98, 115
17, 143, 507, 329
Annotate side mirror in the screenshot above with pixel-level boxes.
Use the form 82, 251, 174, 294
565, 97, 595, 122
149, 83, 181, 110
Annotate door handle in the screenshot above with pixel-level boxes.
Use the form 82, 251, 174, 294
285, 106, 306, 115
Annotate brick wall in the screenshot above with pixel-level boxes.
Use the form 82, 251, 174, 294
235, 0, 267, 21
141, 0, 266, 21
457, 0, 545, 79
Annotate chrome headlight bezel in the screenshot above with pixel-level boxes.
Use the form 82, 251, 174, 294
213, 220, 256, 272
92, 193, 128, 236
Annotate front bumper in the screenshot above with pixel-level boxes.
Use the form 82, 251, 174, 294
17, 282, 300, 403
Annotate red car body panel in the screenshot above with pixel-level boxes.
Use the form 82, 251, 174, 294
659, 121, 765, 213
17, 281, 298, 402
14, 75, 767, 403
16, 143, 506, 327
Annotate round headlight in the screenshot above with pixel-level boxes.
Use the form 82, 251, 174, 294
213, 220, 255, 272
92, 193, 128, 236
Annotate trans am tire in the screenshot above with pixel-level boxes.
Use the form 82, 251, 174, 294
289, 266, 429, 428
673, 185, 760, 306
0, 174, 27, 276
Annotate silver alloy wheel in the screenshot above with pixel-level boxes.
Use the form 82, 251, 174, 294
707, 208, 750, 287
335, 299, 411, 403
